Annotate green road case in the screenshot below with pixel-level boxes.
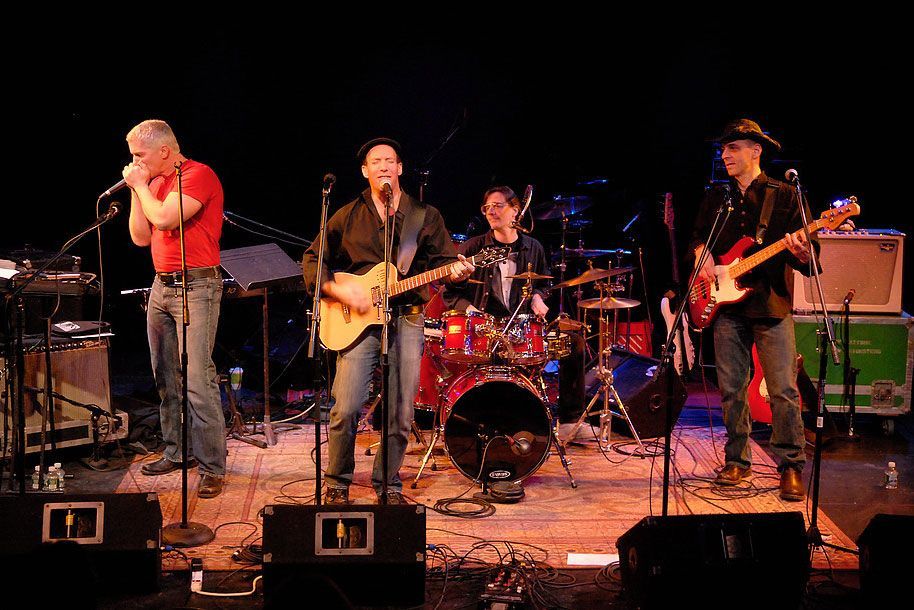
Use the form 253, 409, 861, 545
794, 313, 913, 417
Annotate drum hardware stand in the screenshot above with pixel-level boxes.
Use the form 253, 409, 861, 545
562, 283, 646, 455
218, 374, 268, 449
531, 373, 577, 489
359, 392, 428, 455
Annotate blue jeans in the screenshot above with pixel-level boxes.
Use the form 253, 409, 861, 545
713, 311, 805, 472
326, 313, 424, 493
147, 274, 226, 477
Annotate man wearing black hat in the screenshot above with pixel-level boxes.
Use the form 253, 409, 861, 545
302, 138, 474, 505
689, 119, 817, 502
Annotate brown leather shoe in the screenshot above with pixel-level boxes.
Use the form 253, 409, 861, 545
197, 474, 224, 499
714, 464, 752, 486
779, 468, 805, 502
325, 487, 350, 505
141, 456, 198, 476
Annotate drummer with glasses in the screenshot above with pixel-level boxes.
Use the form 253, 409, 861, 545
442, 186, 550, 319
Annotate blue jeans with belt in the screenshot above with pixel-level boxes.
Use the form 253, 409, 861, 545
713, 311, 806, 472
325, 313, 424, 493
147, 273, 226, 477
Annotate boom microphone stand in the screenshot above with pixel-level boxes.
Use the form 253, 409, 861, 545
785, 171, 850, 554
2, 200, 121, 494
162, 162, 214, 547
307, 173, 335, 505
658, 184, 733, 515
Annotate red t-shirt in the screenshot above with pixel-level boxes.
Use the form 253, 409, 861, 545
148, 159, 223, 272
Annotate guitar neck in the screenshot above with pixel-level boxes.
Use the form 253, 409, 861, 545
730, 218, 824, 278
390, 262, 454, 297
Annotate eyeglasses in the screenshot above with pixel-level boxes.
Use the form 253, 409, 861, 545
481, 202, 510, 213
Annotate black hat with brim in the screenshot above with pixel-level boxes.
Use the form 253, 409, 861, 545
357, 137, 402, 163
714, 119, 782, 152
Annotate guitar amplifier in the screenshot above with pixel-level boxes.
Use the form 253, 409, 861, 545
792, 229, 904, 314
0, 339, 127, 452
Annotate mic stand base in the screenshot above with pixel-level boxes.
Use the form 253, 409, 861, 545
162, 521, 216, 548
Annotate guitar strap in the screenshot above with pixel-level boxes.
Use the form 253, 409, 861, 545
396, 200, 426, 276
755, 183, 778, 244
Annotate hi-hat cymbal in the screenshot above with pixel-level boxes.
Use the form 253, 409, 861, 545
506, 271, 553, 280
533, 194, 592, 220
564, 247, 632, 257
552, 266, 634, 289
578, 297, 641, 310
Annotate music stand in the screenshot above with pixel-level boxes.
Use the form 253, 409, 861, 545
220, 244, 303, 446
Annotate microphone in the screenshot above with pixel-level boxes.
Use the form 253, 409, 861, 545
785, 168, 800, 184
322, 173, 337, 193
843, 288, 856, 306
379, 179, 393, 202
99, 178, 127, 199
505, 431, 534, 456
511, 184, 534, 233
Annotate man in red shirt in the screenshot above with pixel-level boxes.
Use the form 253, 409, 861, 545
124, 119, 226, 499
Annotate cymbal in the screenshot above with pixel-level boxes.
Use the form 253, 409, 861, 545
552, 266, 634, 289
556, 317, 587, 331
533, 194, 592, 220
567, 218, 592, 230
506, 271, 553, 280
577, 297, 641, 310
564, 247, 632, 257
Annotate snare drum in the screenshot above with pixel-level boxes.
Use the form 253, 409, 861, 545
545, 331, 572, 360
440, 310, 495, 364
498, 314, 546, 365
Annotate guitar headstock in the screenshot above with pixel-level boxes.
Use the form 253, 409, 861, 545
662, 192, 674, 230
471, 246, 511, 267
817, 198, 861, 230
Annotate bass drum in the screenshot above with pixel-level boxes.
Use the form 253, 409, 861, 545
442, 367, 552, 483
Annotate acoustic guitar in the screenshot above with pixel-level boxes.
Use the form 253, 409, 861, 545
319, 246, 510, 351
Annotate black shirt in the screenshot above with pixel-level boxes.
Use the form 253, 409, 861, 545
442, 231, 549, 317
302, 189, 458, 306
688, 172, 819, 318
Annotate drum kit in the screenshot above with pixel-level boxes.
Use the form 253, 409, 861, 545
407, 189, 651, 492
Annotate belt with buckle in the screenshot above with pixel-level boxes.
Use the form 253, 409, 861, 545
156, 266, 221, 285
394, 304, 424, 317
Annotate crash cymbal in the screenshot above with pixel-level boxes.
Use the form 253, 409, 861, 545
533, 194, 592, 220
506, 271, 553, 280
552, 266, 634, 289
563, 247, 633, 257
577, 297, 641, 310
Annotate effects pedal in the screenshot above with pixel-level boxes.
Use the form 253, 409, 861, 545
479, 568, 527, 609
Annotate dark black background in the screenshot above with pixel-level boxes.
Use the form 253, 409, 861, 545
7, 20, 907, 369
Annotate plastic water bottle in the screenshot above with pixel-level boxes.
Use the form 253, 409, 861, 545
44, 466, 58, 491
31, 466, 41, 491
884, 461, 898, 490
54, 462, 65, 490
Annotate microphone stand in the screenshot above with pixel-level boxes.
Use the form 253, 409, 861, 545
162, 162, 214, 547
657, 185, 733, 515
2, 203, 120, 494
379, 184, 394, 504
790, 176, 846, 553
307, 177, 334, 505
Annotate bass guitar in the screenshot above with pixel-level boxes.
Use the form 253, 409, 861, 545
687, 202, 859, 329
